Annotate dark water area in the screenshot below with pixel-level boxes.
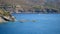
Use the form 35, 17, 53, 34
0, 14, 60, 34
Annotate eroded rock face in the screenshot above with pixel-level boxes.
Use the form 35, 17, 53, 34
4, 16, 15, 21
0, 13, 15, 22
0, 9, 15, 23
0, 17, 9, 23
0, 16, 15, 23
10, 16, 16, 22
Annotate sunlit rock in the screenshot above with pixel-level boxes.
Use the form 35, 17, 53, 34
0, 9, 15, 23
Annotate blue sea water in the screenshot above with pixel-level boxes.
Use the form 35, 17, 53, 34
0, 14, 60, 34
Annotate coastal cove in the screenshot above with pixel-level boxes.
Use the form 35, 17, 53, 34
0, 0, 60, 34
0, 14, 60, 34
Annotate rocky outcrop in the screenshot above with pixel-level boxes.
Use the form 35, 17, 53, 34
0, 17, 7, 23
0, 9, 15, 23
15, 5, 24, 13
0, 15, 15, 23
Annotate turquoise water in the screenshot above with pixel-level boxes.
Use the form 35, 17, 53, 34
0, 14, 60, 34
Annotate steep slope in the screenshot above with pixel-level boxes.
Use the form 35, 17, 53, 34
0, 0, 45, 5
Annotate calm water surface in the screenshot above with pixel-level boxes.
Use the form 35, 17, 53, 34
0, 14, 60, 34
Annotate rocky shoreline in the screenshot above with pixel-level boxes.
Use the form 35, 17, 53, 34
0, 9, 15, 23
0, 16, 15, 23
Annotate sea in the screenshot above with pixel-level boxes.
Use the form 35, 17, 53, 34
0, 14, 60, 34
